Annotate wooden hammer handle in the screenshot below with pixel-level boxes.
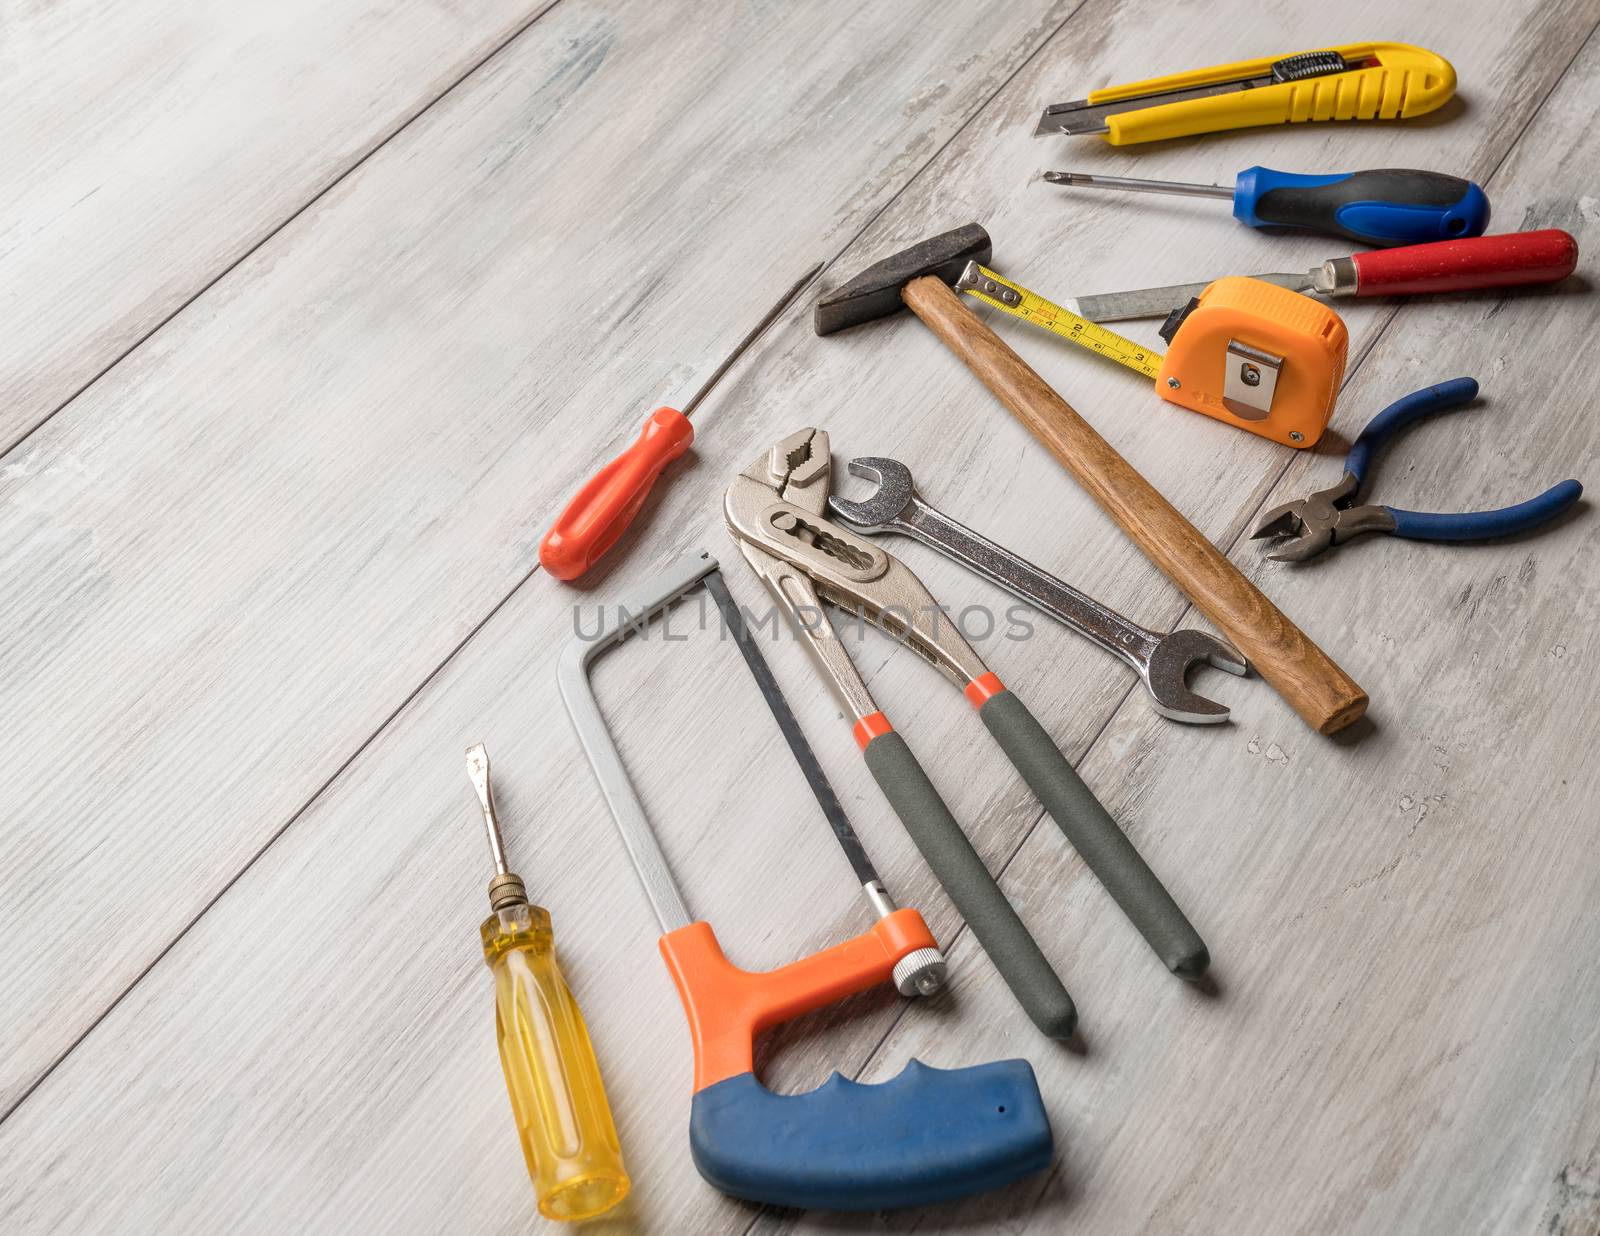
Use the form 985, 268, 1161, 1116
902, 275, 1368, 735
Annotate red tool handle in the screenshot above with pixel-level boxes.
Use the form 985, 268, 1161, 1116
539, 407, 694, 581
1351, 229, 1578, 296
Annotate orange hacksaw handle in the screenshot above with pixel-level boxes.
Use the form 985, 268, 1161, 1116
538, 407, 694, 581
659, 910, 937, 1092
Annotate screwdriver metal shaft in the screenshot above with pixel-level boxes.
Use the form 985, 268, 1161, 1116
466, 743, 518, 899
1044, 170, 1231, 199
680, 262, 823, 418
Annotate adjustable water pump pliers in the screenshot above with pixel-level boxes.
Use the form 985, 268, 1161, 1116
1253, 378, 1584, 562
724, 429, 1208, 1039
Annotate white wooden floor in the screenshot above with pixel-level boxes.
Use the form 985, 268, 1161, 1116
3, 2, 1599, 1232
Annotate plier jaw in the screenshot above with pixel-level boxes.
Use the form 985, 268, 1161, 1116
1251, 472, 1395, 561
742, 427, 831, 514
724, 430, 990, 693
725, 429, 894, 595
1251, 377, 1582, 562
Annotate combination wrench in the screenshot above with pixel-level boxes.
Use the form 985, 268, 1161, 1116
828, 457, 1248, 724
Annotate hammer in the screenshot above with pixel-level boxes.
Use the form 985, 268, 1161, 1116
816, 224, 1367, 735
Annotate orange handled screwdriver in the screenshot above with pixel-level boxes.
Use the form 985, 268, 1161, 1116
538, 263, 822, 581
465, 743, 629, 1222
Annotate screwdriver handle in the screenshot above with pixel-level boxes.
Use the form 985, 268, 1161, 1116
1234, 167, 1490, 246
1348, 229, 1579, 296
483, 904, 630, 1222
539, 407, 694, 581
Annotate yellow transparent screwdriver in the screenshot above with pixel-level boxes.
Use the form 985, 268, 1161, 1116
465, 744, 630, 1222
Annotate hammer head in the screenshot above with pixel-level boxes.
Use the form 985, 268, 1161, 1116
814, 224, 991, 336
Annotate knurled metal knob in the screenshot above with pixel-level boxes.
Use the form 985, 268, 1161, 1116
892, 946, 948, 997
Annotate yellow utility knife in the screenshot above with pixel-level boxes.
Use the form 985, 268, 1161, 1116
1035, 43, 1455, 145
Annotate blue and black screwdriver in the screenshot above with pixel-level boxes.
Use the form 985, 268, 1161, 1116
1045, 166, 1490, 247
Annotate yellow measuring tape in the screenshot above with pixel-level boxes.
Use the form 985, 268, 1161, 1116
956, 264, 1164, 380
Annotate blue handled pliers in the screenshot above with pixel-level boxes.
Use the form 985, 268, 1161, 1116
1252, 377, 1583, 562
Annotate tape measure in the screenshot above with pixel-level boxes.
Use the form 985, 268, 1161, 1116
955, 261, 1350, 449
955, 264, 1163, 379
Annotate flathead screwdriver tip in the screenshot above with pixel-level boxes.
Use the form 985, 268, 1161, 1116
1042, 171, 1088, 185
465, 742, 490, 792
464, 742, 509, 876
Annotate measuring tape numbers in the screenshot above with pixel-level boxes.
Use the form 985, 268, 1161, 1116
955, 263, 1163, 380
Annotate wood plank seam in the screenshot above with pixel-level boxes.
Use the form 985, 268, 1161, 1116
0, 0, 570, 463
0, 0, 1090, 1135
0, 556, 539, 1130
729, 12, 1600, 1205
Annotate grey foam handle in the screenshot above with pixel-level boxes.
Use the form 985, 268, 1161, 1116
862, 730, 1078, 1040
978, 690, 1209, 980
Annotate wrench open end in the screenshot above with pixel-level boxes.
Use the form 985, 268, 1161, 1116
1142, 629, 1248, 725
828, 457, 916, 529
